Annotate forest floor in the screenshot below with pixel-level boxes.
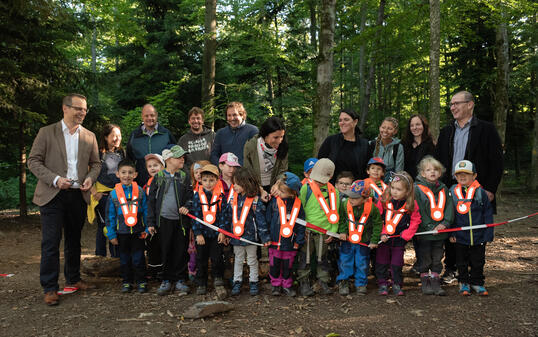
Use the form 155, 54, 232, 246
0, 191, 537, 337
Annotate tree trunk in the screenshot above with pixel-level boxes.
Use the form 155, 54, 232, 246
358, 0, 367, 113
359, 0, 386, 130
530, 64, 538, 191
309, 0, 318, 155
428, 0, 441, 140
313, 0, 336, 155
267, 69, 275, 113
19, 120, 27, 217
202, 0, 217, 127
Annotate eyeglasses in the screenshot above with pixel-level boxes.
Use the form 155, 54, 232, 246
449, 101, 469, 107
337, 182, 352, 186
67, 105, 89, 113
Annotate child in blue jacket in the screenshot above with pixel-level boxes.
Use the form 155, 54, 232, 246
106, 159, 149, 293
449, 160, 493, 296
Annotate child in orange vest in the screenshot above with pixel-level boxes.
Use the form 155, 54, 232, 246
365, 157, 387, 201
336, 180, 382, 296
301, 157, 318, 184
414, 156, 454, 295
376, 171, 420, 296
106, 159, 150, 293
143, 153, 164, 281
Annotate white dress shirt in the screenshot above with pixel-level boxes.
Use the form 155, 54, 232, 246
53, 120, 80, 188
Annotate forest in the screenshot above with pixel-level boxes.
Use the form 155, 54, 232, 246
1, 0, 536, 215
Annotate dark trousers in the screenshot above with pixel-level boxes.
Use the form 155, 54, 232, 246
455, 243, 486, 286
118, 233, 146, 284
412, 237, 421, 269
195, 236, 224, 286
444, 239, 457, 272
159, 217, 189, 282
39, 190, 86, 293
146, 232, 162, 277
95, 194, 119, 258
417, 239, 444, 274
375, 243, 405, 286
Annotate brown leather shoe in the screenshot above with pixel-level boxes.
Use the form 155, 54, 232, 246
66, 280, 96, 290
44, 291, 59, 306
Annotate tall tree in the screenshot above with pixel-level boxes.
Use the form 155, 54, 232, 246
313, 0, 336, 155
428, 0, 441, 139
202, 0, 217, 125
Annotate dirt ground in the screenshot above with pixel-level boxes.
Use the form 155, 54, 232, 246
0, 191, 537, 337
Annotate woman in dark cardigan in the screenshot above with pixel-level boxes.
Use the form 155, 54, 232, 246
403, 114, 435, 180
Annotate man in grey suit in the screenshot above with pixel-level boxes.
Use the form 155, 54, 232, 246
28, 93, 101, 306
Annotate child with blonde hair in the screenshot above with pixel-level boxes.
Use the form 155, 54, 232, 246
376, 171, 420, 296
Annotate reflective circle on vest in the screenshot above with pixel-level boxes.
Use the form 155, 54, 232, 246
205, 214, 214, 223
458, 204, 467, 212
433, 210, 442, 220
127, 217, 136, 225
329, 214, 337, 223
234, 226, 242, 234
386, 225, 394, 233
282, 227, 291, 236
351, 234, 359, 242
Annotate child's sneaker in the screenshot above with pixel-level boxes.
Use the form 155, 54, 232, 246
137, 282, 147, 294
471, 284, 488, 296
459, 283, 471, 296
319, 281, 333, 295
392, 284, 404, 296
157, 280, 172, 296
271, 286, 281, 296
249, 282, 259, 296
214, 277, 224, 287
121, 283, 132, 293
175, 280, 190, 294
338, 280, 350, 296
441, 270, 457, 284
282, 287, 296, 297
196, 285, 207, 295
378, 285, 388, 296
231, 281, 242, 296
299, 280, 314, 297
356, 286, 367, 295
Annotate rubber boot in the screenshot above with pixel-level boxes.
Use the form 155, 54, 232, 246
420, 273, 434, 295
430, 272, 446, 296
299, 280, 314, 297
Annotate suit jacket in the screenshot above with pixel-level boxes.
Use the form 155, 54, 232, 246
28, 121, 101, 206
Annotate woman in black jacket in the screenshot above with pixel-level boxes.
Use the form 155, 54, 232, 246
402, 114, 435, 180
317, 109, 370, 184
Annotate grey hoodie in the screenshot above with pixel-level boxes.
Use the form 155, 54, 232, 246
370, 137, 404, 181
178, 125, 216, 171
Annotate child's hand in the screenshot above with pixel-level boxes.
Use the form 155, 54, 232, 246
196, 235, 205, 245
110, 238, 119, 246
148, 226, 156, 235
263, 241, 271, 247
368, 243, 378, 249
218, 233, 226, 244
179, 207, 189, 215
433, 224, 446, 234
324, 236, 333, 244
270, 184, 281, 198
380, 234, 389, 243
449, 236, 456, 243
293, 243, 299, 250
338, 233, 347, 241
260, 189, 270, 202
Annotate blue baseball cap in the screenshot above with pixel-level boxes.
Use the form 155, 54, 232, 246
342, 180, 368, 198
304, 158, 318, 172
367, 157, 386, 168
283, 172, 302, 194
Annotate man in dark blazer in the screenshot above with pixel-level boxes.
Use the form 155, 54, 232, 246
435, 90, 503, 283
28, 93, 101, 306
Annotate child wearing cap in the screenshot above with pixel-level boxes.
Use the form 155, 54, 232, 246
296, 158, 341, 296
218, 152, 241, 200
190, 164, 230, 295
414, 156, 454, 296
302, 157, 318, 184
365, 157, 387, 201
336, 180, 382, 296
143, 153, 165, 281
147, 145, 193, 296
265, 172, 306, 297
106, 159, 150, 293
449, 160, 493, 296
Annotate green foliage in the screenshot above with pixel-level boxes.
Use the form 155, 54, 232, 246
0, 173, 37, 210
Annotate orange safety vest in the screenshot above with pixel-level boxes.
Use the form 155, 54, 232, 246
417, 185, 446, 221
144, 176, 154, 195
308, 179, 339, 224
114, 182, 140, 227
384, 201, 407, 234
277, 196, 302, 238
198, 184, 222, 224
231, 191, 254, 236
365, 178, 387, 197
453, 180, 481, 214
301, 177, 309, 185
347, 198, 372, 243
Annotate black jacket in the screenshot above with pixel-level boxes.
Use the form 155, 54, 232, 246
435, 117, 503, 195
